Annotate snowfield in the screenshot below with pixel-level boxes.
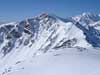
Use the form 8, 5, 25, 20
1, 48, 100, 75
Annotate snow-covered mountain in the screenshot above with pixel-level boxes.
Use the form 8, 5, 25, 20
0, 12, 100, 75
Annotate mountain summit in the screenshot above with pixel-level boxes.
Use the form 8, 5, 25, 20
0, 13, 100, 57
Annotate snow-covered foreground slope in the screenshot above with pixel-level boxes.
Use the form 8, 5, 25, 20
1, 48, 100, 75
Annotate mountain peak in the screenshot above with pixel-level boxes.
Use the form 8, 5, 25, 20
72, 12, 100, 24
81, 12, 100, 19
1, 12, 100, 57
82, 12, 95, 16
38, 12, 49, 18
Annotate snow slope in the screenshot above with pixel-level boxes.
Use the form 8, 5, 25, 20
1, 48, 100, 75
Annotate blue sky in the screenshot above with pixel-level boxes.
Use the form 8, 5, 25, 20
0, 0, 100, 21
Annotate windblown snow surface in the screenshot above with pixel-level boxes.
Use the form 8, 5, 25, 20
0, 13, 100, 75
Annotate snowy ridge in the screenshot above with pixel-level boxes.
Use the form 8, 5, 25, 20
0, 12, 100, 56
